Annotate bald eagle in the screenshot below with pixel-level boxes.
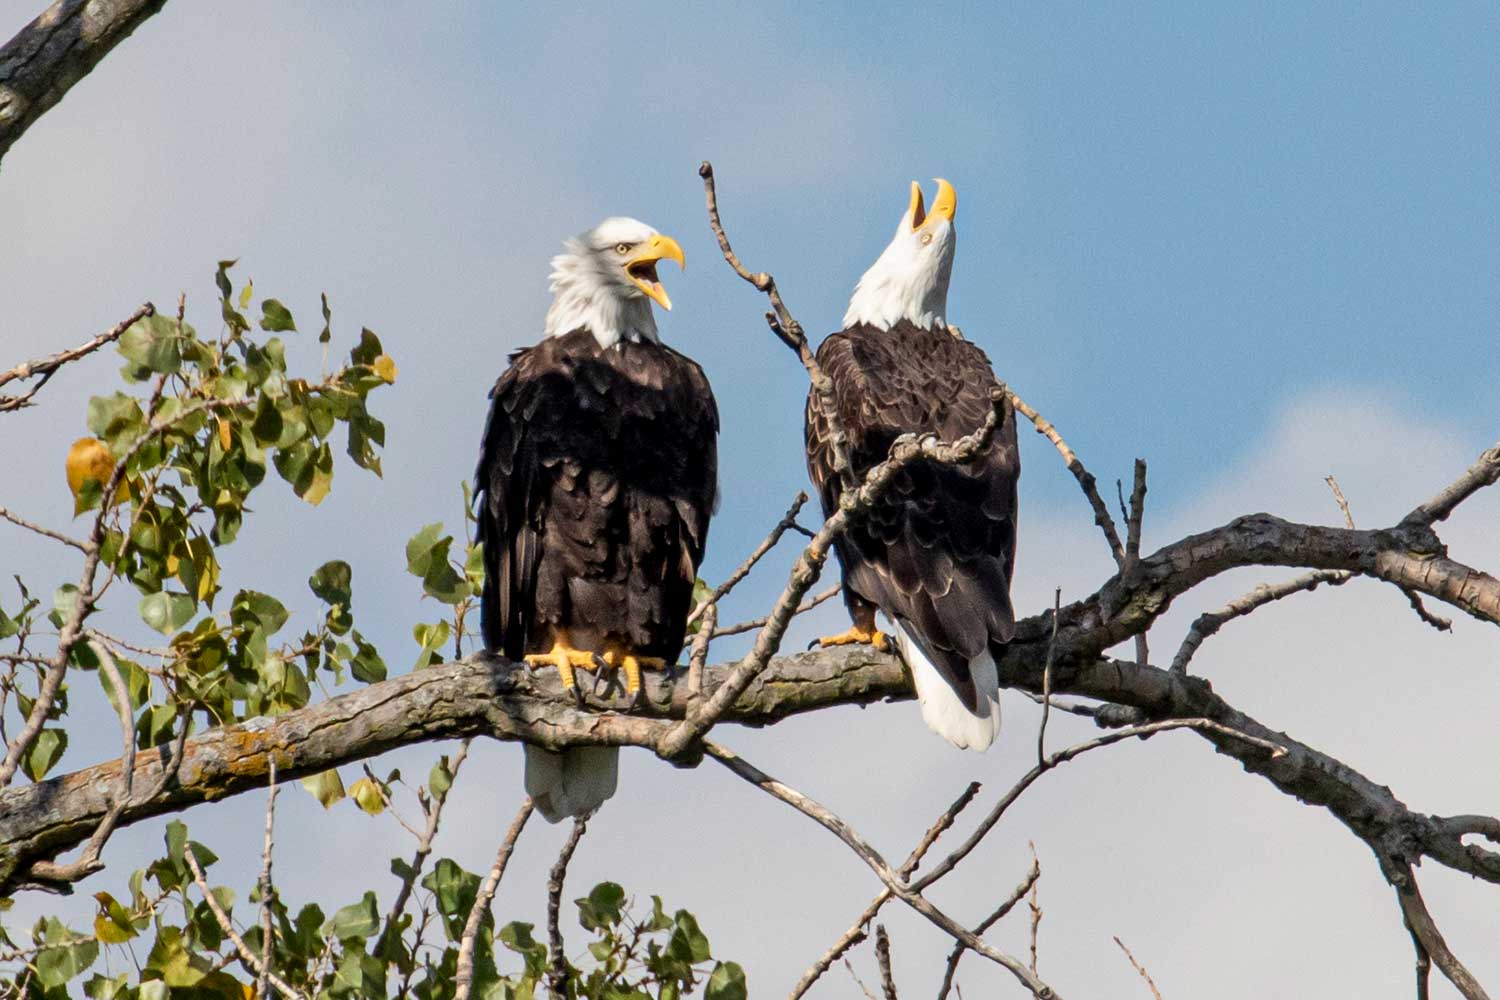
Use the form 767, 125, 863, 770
805, 180, 1019, 751
476, 218, 718, 821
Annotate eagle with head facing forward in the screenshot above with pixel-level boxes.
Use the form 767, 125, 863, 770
476, 217, 718, 821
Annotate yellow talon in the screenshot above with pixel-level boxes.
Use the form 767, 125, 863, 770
816, 625, 892, 652
524, 639, 598, 694
600, 643, 667, 699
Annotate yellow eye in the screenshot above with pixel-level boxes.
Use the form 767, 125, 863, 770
615, 243, 631, 254
919, 231, 934, 246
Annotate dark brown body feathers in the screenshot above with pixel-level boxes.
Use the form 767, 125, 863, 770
477, 329, 718, 663
805, 321, 1019, 708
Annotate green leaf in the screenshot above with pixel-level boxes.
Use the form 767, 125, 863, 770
576, 882, 626, 931
323, 890, 380, 942
668, 910, 711, 963
351, 327, 383, 365
706, 961, 747, 1000
421, 859, 479, 940
231, 589, 289, 634
428, 756, 453, 798
259, 298, 296, 332
118, 315, 183, 374
139, 591, 195, 635
405, 523, 468, 603
214, 259, 236, 300
36, 932, 98, 987
319, 292, 332, 344
308, 559, 353, 607
351, 630, 386, 683
22, 728, 67, 781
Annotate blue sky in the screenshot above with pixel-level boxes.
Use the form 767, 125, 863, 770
2, 2, 1498, 996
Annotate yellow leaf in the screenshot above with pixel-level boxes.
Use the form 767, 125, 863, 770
66, 438, 127, 516
302, 463, 332, 507
348, 776, 387, 816
373, 354, 398, 384
301, 768, 345, 808
216, 417, 232, 451
238, 279, 253, 311
93, 891, 137, 943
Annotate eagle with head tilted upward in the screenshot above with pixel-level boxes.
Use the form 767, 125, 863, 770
476, 217, 718, 820
806, 179, 1019, 751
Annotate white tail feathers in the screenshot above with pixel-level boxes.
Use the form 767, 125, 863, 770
524, 745, 619, 823
892, 621, 1001, 751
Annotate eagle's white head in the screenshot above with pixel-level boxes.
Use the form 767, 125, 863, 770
842, 179, 957, 331
544, 217, 686, 349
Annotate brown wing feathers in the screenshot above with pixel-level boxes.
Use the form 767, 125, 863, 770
806, 321, 1019, 709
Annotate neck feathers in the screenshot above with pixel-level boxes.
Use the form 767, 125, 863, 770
543, 239, 659, 349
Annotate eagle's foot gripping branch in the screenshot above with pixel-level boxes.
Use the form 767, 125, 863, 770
600, 643, 666, 706
524, 639, 599, 702
815, 624, 892, 653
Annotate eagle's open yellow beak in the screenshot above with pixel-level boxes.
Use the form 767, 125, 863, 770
624, 234, 685, 311
909, 178, 957, 231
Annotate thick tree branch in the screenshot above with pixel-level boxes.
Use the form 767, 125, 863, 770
0, 2, 168, 166
455, 799, 533, 1000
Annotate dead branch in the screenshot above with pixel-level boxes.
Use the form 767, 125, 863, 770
0, 4, 168, 166
1404, 444, 1500, 528
0, 302, 154, 410
1007, 389, 1124, 561
376, 740, 472, 954
935, 855, 1040, 1000
455, 798, 534, 1000
1394, 867, 1489, 1000
713, 584, 839, 639
255, 763, 279, 1000
688, 491, 811, 627
790, 782, 982, 1000
1113, 937, 1164, 1000
703, 740, 1061, 999
873, 925, 897, 1000
182, 843, 305, 1000
1169, 570, 1351, 674
546, 814, 589, 997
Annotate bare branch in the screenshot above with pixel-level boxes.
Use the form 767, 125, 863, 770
1037, 588, 1060, 766
873, 925, 898, 1000
182, 843, 306, 1000
1113, 937, 1165, 1000
789, 782, 982, 1000
936, 855, 1041, 1000
1394, 867, 1490, 1000
688, 491, 811, 627
704, 740, 1062, 999
377, 740, 472, 954
0, 505, 91, 552
0, 302, 154, 410
1170, 570, 1351, 674
1007, 388, 1124, 561
255, 763, 279, 1000
455, 798, 534, 1000
699, 161, 855, 488
0, 3, 168, 166
1405, 442, 1500, 528
712, 584, 839, 639
547, 814, 590, 997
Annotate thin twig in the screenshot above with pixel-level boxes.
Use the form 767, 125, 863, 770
873, 925, 898, 1000
255, 762, 280, 1000
0, 507, 91, 553
936, 856, 1041, 1000
704, 740, 1062, 999
1027, 852, 1041, 978
547, 815, 590, 997
688, 492, 811, 627
712, 585, 839, 639
844, 959, 881, 1000
182, 844, 306, 1000
1037, 588, 1060, 767
1113, 937, 1164, 1000
455, 799, 534, 1000
0, 303, 155, 411
377, 740, 472, 953
789, 783, 982, 1000
1007, 389, 1124, 561
1170, 570, 1351, 674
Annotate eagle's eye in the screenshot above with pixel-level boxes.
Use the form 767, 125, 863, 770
614, 242, 632, 254
919, 231, 934, 246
